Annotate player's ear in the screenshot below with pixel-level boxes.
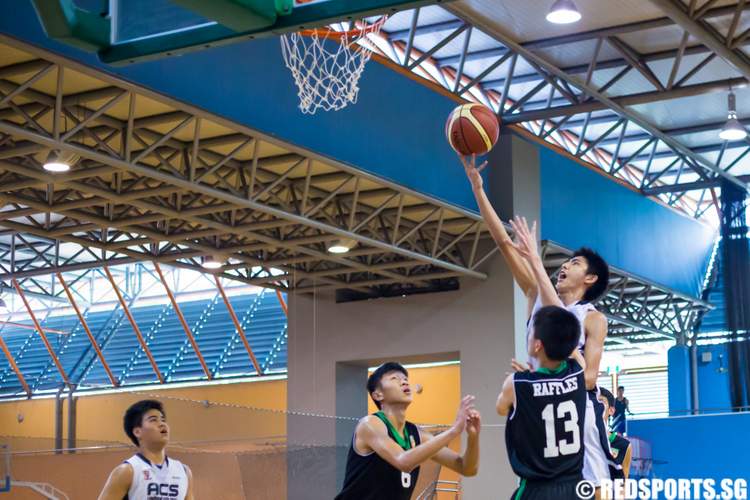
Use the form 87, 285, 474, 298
533, 339, 543, 355
583, 273, 598, 287
371, 388, 384, 406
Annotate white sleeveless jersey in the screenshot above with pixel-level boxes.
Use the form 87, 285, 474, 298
526, 296, 613, 484
526, 294, 595, 369
125, 453, 189, 500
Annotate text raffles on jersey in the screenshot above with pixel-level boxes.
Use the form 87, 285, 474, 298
532, 378, 578, 397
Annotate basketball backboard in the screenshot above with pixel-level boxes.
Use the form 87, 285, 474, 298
32, 0, 452, 65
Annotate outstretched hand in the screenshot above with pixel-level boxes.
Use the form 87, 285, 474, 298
508, 216, 539, 263
510, 358, 532, 373
466, 409, 481, 438
452, 395, 476, 435
459, 154, 489, 191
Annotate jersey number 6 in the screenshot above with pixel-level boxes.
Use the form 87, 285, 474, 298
401, 472, 411, 488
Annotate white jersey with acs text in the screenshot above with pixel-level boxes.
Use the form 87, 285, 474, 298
124, 453, 188, 500
526, 294, 595, 370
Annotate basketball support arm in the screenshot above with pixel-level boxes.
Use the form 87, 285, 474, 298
32, 0, 456, 65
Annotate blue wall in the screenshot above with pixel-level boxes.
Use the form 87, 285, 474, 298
668, 343, 739, 417
630, 413, 750, 482
540, 148, 716, 296
667, 345, 691, 416
696, 344, 734, 413
3, 1, 715, 295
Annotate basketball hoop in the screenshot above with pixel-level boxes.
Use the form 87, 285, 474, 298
280, 17, 387, 114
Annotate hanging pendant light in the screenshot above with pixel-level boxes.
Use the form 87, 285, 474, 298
42, 150, 71, 172
546, 0, 582, 24
719, 91, 747, 141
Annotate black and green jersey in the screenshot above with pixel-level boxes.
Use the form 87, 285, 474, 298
505, 359, 586, 483
335, 412, 422, 500
608, 432, 630, 480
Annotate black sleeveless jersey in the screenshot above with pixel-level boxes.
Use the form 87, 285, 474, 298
608, 433, 630, 480
505, 359, 586, 482
335, 414, 422, 500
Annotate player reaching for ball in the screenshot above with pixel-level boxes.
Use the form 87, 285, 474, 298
335, 362, 481, 500
460, 150, 614, 490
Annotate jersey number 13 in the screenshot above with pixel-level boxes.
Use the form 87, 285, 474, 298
541, 401, 580, 458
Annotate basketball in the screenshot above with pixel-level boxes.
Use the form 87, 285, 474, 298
445, 103, 500, 155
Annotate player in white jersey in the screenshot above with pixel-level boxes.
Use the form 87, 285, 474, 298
98, 400, 194, 500
462, 156, 612, 490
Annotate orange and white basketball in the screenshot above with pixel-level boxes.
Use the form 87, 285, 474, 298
445, 103, 500, 155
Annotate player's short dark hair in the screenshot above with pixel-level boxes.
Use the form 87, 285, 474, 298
367, 362, 408, 410
573, 247, 609, 303
533, 306, 581, 361
124, 400, 164, 446
618, 385, 625, 391
600, 387, 615, 408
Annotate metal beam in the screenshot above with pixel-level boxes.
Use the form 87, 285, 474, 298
650, 0, 750, 81
0, 35, 493, 293
214, 276, 263, 375
388, 19, 464, 41
598, 118, 750, 146
643, 174, 750, 194
0, 257, 139, 280
437, 2, 750, 65
0, 122, 486, 282
153, 262, 212, 380
631, 138, 748, 162
56, 272, 118, 387
12, 278, 69, 385
275, 289, 288, 317
0, 334, 31, 397
103, 266, 164, 383
503, 77, 746, 123
0, 283, 69, 304
447, 4, 748, 192
0, 321, 67, 335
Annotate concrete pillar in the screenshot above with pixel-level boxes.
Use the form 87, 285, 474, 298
286, 132, 541, 498
488, 131, 541, 363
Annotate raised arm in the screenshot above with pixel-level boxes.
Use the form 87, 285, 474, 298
508, 216, 562, 309
423, 409, 481, 477
496, 373, 516, 416
461, 155, 537, 296
97, 463, 133, 500
357, 396, 474, 473
583, 311, 608, 390
570, 348, 587, 372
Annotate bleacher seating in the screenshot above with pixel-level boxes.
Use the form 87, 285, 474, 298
0, 288, 287, 397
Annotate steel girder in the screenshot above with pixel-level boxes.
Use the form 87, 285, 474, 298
0, 35, 497, 294
542, 241, 713, 350
369, 2, 750, 220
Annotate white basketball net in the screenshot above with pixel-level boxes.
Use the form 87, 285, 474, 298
280, 20, 385, 114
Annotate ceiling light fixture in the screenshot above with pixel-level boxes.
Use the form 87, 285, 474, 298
42, 150, 71, 173
719, 91, 747, 141
327, 238, 356, 254
201, 255, 224, 270
546, 0, 582, 24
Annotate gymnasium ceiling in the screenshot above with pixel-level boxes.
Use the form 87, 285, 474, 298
0, 34, 496, 300
369, 0, 750, 222
0, 0, 722, 352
